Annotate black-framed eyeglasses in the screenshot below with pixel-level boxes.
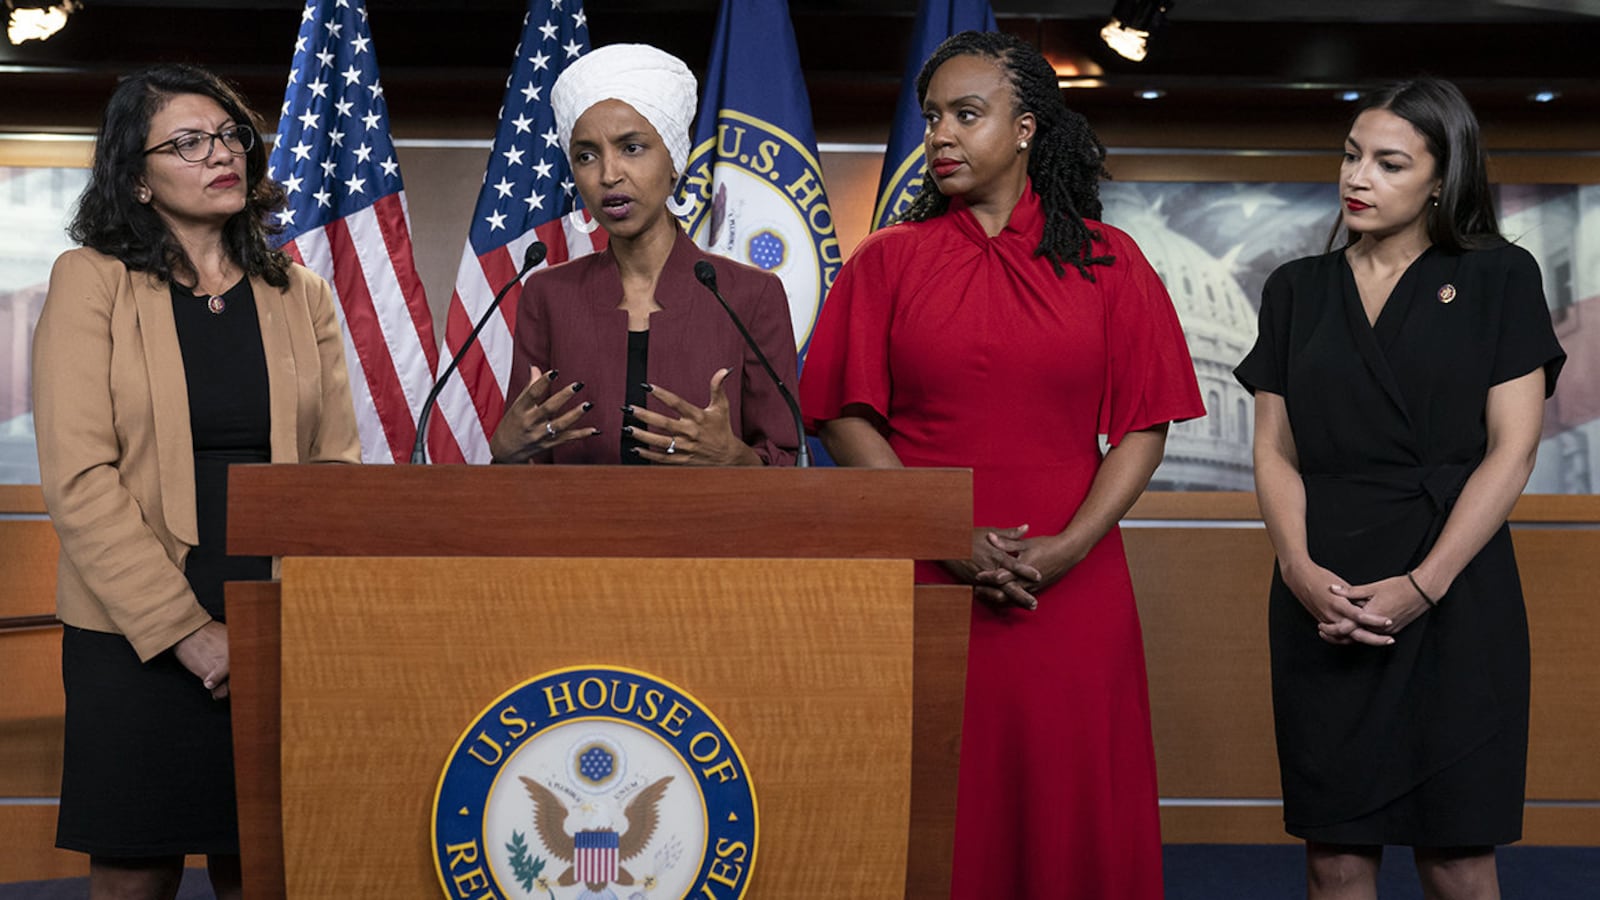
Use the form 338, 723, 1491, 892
142, 124, 256, 163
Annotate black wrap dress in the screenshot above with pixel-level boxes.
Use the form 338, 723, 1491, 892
1234, 241, 1564, 845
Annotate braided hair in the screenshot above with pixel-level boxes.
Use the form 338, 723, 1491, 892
898, 30, 1114, 280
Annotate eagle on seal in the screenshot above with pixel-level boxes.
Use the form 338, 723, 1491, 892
519, 775, 673, 898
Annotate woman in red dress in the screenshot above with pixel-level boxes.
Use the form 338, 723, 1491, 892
800, 31, 1203, 897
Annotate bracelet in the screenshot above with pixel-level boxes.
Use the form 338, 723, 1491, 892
1406, 571, 1437, 608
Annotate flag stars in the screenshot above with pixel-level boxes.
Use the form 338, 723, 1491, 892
362, 110, 383, 131
297, 110, 320, 131
353, 143, 373, 163
341, 64, 363, 86
291, 140, 313, 161
294, 35, 307, 53
485, 210, 508, 231
538, 20, 558, 41
563, 39, 582, 58
313, 188, 332, 208
320, 159, 338, 177
380, 156, 399, 178
277, 208, 297, 226
520, 82, 541, 104
560, 178, 574, 194
334, 98, 354, 118
324, 20, 342, 38
502, 146, 526, 166
301, 4, 314, 23
283, 173, 304, 195
351, 34, 370, 54
315, 48, 335, 68
529, 51, 550, 71
511, 113, 534, 134
328, 129, 345, 147
523, 190, 545, 212
367, 80, 384, 99
573, 9, 586, 28
307, 78, 328, 99
532, 159, 554, 180
344, 174, 366, 196
493, 177, 515, 199
541, 128, 559, 148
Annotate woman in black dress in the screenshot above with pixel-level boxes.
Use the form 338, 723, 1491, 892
32, 65, 360, 898
1235, 78, 1564, 899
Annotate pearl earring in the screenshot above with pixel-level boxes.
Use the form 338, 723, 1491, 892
1017, 139, 1030, 152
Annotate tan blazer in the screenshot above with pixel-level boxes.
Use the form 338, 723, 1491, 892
32, 248, 361, 662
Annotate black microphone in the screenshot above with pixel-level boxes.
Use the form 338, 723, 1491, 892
692, 259, 810, 468
410, 241, 547, 464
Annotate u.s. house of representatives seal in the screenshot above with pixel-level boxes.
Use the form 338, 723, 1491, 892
671, 110, 841, 354
433, 667, 758, 900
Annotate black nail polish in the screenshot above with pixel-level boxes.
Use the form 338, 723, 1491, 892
628, 446, 641, 455
621, 405, 634, 415
591, 428, 602, 435
571, 381, 585, 392
639, 382, 654, 393
581, 401, 593, 411
546, 369, 558, 381
621, 425, 634, 436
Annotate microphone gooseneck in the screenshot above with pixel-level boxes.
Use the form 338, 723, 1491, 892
410, 241, 548, 464
692, 260, 810, 468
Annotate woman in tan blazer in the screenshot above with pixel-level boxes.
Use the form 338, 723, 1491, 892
31, 64, 359, 900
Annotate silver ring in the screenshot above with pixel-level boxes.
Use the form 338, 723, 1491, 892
544, 422, 557, 438
666, 437, 677, 455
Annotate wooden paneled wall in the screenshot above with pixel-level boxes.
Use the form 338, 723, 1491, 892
4, 489, 1598, 884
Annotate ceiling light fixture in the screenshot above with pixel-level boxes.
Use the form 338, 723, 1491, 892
6, 0, 80, 45
1530, 90, 1559, 103
1100, 0, 1173, 63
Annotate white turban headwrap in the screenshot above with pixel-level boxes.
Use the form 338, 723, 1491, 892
552, 44, 698, 175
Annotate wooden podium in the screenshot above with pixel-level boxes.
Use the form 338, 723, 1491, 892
226, 465, 972, 899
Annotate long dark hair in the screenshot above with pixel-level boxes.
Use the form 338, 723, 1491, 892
898, 30, 1114, 280
1332, 77, 1501, 252
69, 64, 291, 288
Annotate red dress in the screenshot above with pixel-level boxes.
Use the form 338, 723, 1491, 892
800, 187, 1203, 898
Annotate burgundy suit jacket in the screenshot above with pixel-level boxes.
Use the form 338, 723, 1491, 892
505, 227, 800, 465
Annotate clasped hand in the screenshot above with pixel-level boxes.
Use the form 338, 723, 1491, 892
625, 368, 759, 466
944, 525, 1082, 611
1282, 560, 1434, 646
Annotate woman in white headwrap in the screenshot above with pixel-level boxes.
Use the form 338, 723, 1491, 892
489, 43, 799, 466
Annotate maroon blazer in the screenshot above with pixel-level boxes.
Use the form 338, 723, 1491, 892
505, 227, 800, 465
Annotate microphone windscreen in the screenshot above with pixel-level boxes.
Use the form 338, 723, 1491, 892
523, 241, 548, 271
693, 260, 718, 290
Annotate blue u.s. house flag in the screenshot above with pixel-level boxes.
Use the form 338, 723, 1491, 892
872, 0, 997, 230
671, 0, 839, 360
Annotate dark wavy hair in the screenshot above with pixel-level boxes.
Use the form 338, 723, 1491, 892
69, 64, 291, 288
1331, 77, 1502, 253
897, 30, 1114, 281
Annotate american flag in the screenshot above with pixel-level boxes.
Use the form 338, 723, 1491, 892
267, 0, 436, 464
426, 0, 603, 463
573, 829, 619, 884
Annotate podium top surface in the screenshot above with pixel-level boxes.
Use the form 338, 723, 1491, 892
228, 464, 972, 559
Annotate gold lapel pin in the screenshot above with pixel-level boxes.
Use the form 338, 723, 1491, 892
1438, 284, 1457, 303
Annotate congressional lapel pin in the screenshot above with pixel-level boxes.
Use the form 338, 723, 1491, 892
1437, 284, 1457, 304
